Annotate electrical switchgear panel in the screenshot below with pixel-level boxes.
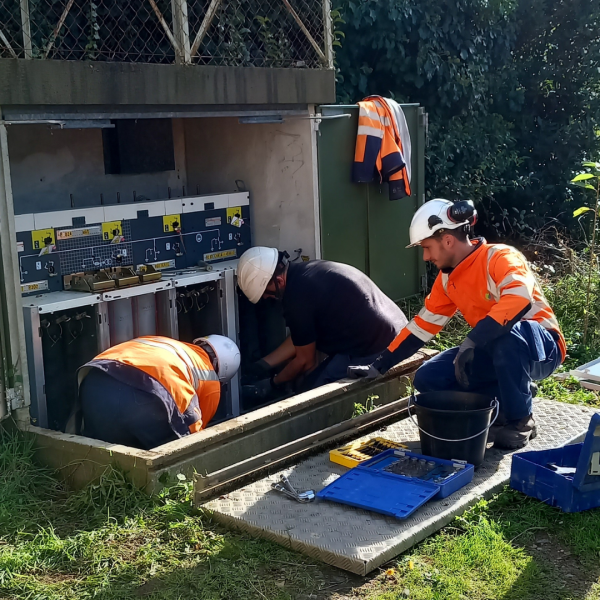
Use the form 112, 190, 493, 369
16, 193, 251, 296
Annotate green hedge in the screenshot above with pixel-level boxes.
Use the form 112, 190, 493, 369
335, 0, 600, 237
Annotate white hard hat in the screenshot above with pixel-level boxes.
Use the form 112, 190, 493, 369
237, 246, 279, 304
193, 334, 241, 383
407, 198, 477, 248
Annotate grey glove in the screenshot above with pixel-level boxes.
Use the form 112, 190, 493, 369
347, 364, 381, 381
453, 338, 477, 388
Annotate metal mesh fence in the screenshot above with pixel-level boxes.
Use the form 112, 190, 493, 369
0, 0, 330, 67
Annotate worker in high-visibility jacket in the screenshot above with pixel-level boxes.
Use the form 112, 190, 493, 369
78, 335, 240, 450
348, 199, 565, 450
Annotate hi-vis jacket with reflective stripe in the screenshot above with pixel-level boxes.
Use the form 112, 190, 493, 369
80, 336, 220, 437
373, 239, 566, 374
352, 96, 411, 201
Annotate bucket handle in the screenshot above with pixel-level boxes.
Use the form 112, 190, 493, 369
407, 394, 499, 444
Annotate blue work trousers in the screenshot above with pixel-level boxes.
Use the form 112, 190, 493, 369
413, 321, 562, 421
80, 368, 179, 450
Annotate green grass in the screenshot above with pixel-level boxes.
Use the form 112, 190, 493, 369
362, 490, 600, 600
0, 430, 321, 599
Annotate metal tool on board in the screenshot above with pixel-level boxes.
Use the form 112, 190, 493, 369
271, 474, 315, 503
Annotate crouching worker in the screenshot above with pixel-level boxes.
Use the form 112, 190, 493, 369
78, 335, 240, 450
349, 199, 565, 449
237, 247, 408, 400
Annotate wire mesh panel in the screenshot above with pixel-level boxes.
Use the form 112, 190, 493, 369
0, 0, 329, 66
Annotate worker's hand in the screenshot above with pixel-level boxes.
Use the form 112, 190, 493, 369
347, 364, 381, 380
453, 338, 477, 388
242, 377, 276, 402
246, 358, 272, 381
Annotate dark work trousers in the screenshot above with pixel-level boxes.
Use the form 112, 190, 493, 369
413, 321, 562, 421
300, 350, 384, 392
80, 368, 179, 450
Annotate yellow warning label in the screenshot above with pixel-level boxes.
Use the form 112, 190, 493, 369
102, 221, 122, 241
57, 225, 101, 240
137, 259, 176, 271
204, 249, 236, 262
227, 206, 243, 228
21, 280, 49, 293
163, 214, 181, 233
31, 229, 55, 250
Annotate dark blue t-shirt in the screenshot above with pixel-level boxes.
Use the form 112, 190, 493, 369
282, 260, 407, 357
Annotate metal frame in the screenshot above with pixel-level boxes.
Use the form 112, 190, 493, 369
22, 297, 111, 428
156, 287, 179, 338
218, 268, 240, 417
95, 301, 111, 352
22, 306, 45, 426
22, 291, 103, 314
0, 110, 30, 416
101, 280, 173, 301
2, 108, 310, 122
571, 357, 600, 384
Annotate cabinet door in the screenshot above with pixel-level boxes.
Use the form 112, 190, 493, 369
318, 104, 426, 301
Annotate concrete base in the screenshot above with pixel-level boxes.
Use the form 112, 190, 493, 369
20, 350, 435, 491
204, 398, 599, 575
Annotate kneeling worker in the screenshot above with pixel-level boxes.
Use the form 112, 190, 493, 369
238, 247, 408, 397
349, 199, 565, 449
79, 335, 240, 450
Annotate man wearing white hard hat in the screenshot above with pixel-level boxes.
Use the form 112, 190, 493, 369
348, 199, 565, 450
77, 335, 240, 449
237, 247, 408, 399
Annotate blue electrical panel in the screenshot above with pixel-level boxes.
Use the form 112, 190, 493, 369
15, 194, 251, 296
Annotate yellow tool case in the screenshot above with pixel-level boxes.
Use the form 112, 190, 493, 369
330, 437, 407, 469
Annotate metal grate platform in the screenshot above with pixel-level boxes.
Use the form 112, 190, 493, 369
204, 399, 599, 575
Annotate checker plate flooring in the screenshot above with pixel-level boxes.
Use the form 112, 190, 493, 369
204, 399, 599, 575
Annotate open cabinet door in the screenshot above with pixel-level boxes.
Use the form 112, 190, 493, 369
317, 104, 427, 302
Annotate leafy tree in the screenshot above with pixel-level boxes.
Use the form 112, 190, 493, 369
335, 0, 600, 237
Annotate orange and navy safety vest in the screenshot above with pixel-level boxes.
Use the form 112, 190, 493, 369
352, 96, 411, 200
80, 336, 220, 436
388, 240, 566, 361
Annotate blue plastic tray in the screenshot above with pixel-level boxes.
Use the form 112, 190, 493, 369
317, 449, 474, 519
511, 413, 600, 513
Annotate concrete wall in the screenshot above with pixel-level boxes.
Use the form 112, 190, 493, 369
7, 120, 187, 214
0, 60, 336, 107
184, 116, 320, 259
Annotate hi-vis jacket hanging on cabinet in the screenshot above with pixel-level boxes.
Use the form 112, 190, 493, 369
352, 96, 412, 201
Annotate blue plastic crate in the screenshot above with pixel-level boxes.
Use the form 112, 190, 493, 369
317, 449, 474, 519
511, 413, 600, 513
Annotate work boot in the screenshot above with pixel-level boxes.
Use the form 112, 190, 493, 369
492, 414, 537, 450
487, 382, 538, 445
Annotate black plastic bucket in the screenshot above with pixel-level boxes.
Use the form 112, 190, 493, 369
409, 391, 498, 466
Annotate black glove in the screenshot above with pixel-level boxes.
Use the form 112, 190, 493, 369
453, 338, 477, 388
347, 364, 381, 381
242, 376, 279, 402
245, 358, 273, 382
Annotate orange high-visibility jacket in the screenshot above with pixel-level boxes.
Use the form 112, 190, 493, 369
375, 240, 566, 372
352, 96, 411, 200
80, 336, 220, 436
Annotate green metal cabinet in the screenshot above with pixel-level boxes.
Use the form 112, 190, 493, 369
317, 104, 426, 302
